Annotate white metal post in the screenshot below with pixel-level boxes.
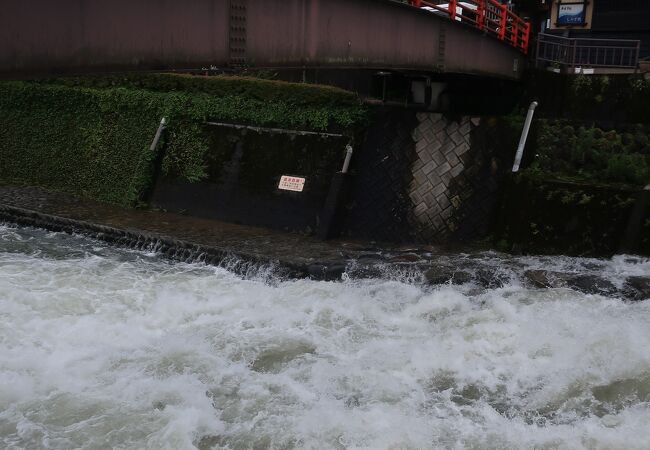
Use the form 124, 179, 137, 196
341, 144, 354, 174
512, 101, 538, 172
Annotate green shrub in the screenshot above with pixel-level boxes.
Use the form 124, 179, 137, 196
528, 120, 650, 186
606, 154, 649, 186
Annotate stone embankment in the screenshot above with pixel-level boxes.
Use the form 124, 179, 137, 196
1, 186, 648, 302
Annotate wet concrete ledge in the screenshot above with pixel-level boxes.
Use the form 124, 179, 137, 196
0, 203, 357, 281
0, 186, 649, 301
0, 186, 438, 281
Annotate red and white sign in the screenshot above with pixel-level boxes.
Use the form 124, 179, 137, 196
278, 175, 306, 192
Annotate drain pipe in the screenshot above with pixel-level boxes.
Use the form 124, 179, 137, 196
512, 101, 538, 172
341, 143, 354, 173
317, 142, 355, 240
140, 118, 168, 203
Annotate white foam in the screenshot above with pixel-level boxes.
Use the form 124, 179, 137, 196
1, 225, 650, 449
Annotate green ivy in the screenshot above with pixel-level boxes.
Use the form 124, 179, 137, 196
0, 77, 368, 206
41, 73, 362, 110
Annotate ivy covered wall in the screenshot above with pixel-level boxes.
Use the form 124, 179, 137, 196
0, 75, 367, 206
489, 71, 650, 255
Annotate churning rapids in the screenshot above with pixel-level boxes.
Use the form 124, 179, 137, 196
1, 225, 650, 450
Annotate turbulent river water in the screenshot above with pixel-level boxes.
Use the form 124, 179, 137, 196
1, 225, 650, 450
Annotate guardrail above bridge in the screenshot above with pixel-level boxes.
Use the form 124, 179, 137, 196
408, 0, 530, 54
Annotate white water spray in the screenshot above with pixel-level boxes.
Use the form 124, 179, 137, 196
1, 225, 649, 449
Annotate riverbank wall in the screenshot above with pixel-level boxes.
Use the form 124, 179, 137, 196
491, 71, 650, 256
1, 73, 648, 256
0, 75, 509, 245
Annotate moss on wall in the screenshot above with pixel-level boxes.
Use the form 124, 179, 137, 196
492, 114, 650, 187
489, 89, 650, 255
493, 173, 646, 256
46, 73, 362, 112
0, 76, 368, 206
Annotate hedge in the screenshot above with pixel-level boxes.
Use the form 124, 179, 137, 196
42, 73, 361, 110
0, 77, 368, 206
528, 121, 650, 187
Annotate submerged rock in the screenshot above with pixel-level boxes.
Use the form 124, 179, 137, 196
623, 277, 650, 301
307, 263, 346, 281
524, 270, 566, 288
345, 395, 360, 408
424, 266, 472, 285
524, 270, 617, 296
566, 275, 617, 296
475, 268, 510, 289
196, 435, 224, 450
388, 253, 421, 263
345, 263, 384, 280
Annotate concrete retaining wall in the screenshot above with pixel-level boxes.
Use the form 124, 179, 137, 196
150, 124, 349, 234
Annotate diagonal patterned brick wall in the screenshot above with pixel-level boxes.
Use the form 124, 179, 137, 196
409, 113, 473, 241
341, 111, 505, 244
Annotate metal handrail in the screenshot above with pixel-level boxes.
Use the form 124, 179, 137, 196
534, 33, 641, 44
407, 0, 531, 54
536, 32, 641, 70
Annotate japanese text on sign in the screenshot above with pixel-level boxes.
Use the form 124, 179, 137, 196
278, 175, 306, 192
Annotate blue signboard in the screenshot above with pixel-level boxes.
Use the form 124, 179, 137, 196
557, 3, 586, 26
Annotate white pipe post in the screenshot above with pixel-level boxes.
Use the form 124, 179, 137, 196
512, 101, 538, 172
149, 117, 167, 153
341, 143, 354, 174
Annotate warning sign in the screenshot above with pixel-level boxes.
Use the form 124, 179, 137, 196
278, 175, 306, 192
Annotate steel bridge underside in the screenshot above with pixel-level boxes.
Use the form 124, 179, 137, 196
1, 0, 524, 82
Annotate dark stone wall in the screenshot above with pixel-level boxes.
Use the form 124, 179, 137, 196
340, 111, 509, 244
446, 119, 510, 241
151, 110, 512, 245
340, 109, 420, 243
151, 125, 348, 234
493, 176, 650, 256
146, 110, 508, 244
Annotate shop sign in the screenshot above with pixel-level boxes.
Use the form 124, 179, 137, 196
558, 2, 586, 26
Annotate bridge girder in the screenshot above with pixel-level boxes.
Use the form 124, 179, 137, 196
1, 0, 524, 82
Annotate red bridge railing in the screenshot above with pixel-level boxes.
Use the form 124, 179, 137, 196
408, 0, 530, 54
